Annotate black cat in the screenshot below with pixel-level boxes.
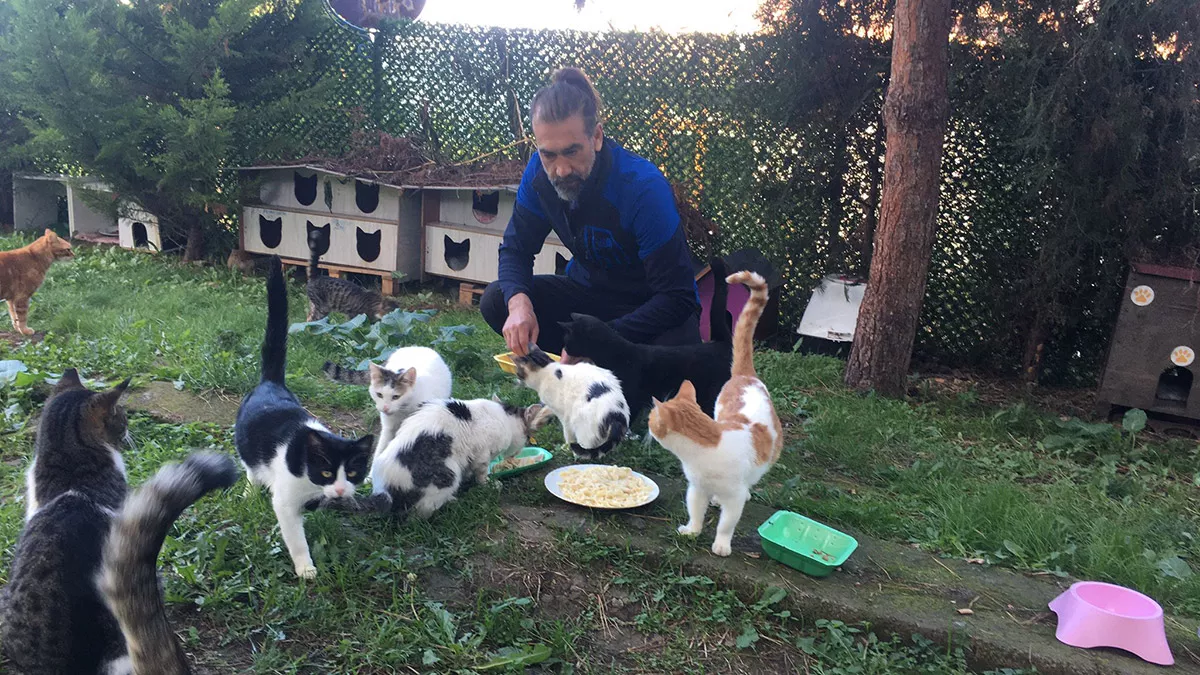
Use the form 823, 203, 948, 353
559, 257, 732, 428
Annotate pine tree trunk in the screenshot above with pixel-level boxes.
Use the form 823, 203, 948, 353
844, 0, 951, 396
184, 218, 205, 262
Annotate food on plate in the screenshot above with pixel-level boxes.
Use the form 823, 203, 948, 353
491, 454, 541, 473
558, 465, 653, 508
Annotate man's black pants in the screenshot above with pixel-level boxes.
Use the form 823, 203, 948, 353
480, 276, 701, 354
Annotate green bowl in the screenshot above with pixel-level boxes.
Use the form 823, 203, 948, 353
488, 447, 553, 479
758, 510, 858, 578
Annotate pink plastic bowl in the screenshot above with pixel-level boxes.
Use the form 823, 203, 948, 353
1048, 581, 1173, 666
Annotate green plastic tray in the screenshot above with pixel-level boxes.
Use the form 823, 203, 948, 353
488, 447, 553, 479
758, 510, 858, 577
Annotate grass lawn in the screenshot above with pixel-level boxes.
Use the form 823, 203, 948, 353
1, 236, 1196, 672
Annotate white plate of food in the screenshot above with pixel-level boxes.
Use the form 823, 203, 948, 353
544, 464, 660, 509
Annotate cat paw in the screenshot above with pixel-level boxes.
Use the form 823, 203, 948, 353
16, 327, 33, 336
677, 524, 702, 537
294, 560, 318, 579
711, 540, 733, 557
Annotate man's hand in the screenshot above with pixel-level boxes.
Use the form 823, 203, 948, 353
503, 293, 538, 356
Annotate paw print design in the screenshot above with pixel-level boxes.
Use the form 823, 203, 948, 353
1171, 346, 1195, 367
1131, 285, 1155, 306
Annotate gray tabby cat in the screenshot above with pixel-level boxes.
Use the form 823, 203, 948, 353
306, 225, 395, 322
99, 451, 238, 675
0, 369, 132, 675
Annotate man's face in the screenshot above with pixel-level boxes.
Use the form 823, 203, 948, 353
532, 113, 603, 202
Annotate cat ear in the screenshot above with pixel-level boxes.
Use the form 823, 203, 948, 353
523, 404, 555, 431
650, 396, 662, 408
367, 362, 385, 383
491, 393, 503, 404
569, 313, 587, 322
398, 367, 417, 386
353, 435, 374, 454
54, 368, 84, 394
677, 380, 698, 401
43, 228, 54, 238
94, 377, 132, 410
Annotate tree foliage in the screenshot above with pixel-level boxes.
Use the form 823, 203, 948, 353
0, 0, 340, 258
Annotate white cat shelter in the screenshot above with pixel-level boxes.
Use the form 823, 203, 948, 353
420, 184, 572, 288
236, 165, 424, 295
235, 165, 573, 298
13, 173, 162, 252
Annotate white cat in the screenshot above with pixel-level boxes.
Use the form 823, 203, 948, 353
324, 346, 453, 455
513, 347, 629, 460
648, 271, 783, 557
364, 397, 553, 517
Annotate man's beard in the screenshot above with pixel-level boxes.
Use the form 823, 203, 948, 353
551, 174, 585, 202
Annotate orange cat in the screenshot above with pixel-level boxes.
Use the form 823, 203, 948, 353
649, 270, 783, 556
0, 229, 74, 335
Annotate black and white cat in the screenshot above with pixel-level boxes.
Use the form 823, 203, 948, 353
362, 398, 553, 517
323, 346, 453, 456
0, 369, 132, 675
513, 347, 630, 461
559, 257, 732, 428
235, 256, 374, 579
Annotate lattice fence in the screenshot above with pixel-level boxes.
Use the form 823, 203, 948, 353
244, 15, 1133, 385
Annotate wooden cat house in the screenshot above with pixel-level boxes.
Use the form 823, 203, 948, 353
1096, 263, 1200, 427
13, 172, 162, 252
236, 165, 424, 294
421, 184, 572, 287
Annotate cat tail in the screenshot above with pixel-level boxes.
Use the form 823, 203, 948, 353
261, 256, 288, 384
726, 270, 769, 378
307, 229, 322, 279
323, 361, 370, 386
99, 452, 238, 675
708, 257, 731, 343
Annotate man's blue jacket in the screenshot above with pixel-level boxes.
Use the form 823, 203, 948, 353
497, 137, 699, 343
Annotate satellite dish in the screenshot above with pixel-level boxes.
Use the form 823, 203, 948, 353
328, 0, 426, 29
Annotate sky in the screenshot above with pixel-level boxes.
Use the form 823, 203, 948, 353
416, 0, 762, 35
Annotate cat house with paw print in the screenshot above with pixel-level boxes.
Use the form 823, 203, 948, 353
1096, 263, 1200, 425
235, 165, 425, 294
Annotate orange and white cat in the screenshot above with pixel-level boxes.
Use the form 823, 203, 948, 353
0, 229, 74, 335
649, 271, 782, 557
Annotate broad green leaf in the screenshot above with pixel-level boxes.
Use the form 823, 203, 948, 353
0, 360, 27, 387
1157, 554, 1193, 580
478, 644, 552, 670
1122, 408, 1147, 434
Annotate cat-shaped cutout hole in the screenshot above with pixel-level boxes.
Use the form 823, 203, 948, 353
356, 227, 382, 262
132, 222, 150, 249
294, 172, 318, 206
355, 180, 380, 214
307, 221, 331, 256
1157, 366, 1193, 407
444, 235, 470, 271
259, 215, 283, 249
472, 190, 500, 224
555, 252, 570, 276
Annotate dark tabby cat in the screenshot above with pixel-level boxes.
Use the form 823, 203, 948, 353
306, 226, 394, 322
236, 255, 374, 578
99, 451, 237, 675
0, 369, 132, 674
559, 257, 733, 428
